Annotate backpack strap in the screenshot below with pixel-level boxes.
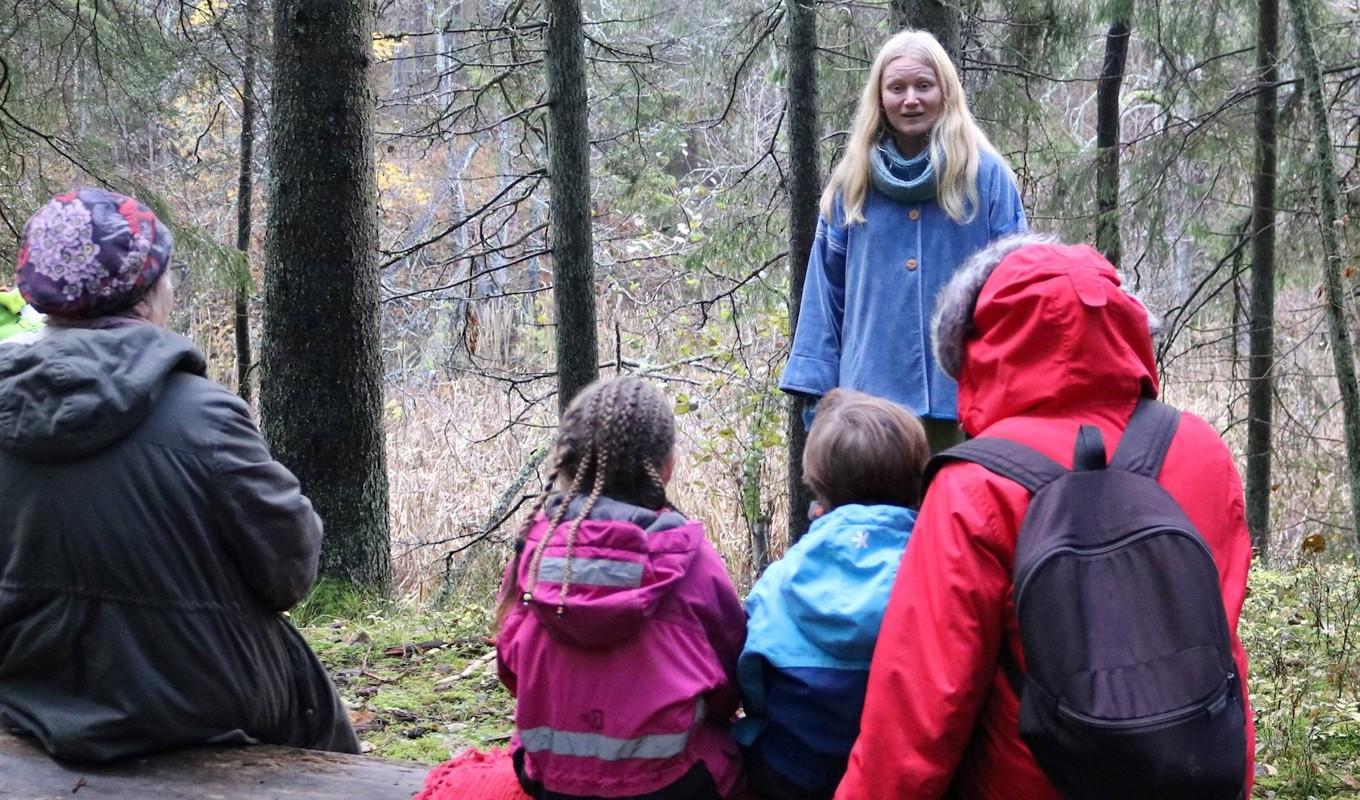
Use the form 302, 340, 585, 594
924, 438, 1068, 495
1108, 398, 1182, 479
1073, 425, 1107, 471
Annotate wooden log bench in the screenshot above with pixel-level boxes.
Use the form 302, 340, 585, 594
0, 732, 428, 799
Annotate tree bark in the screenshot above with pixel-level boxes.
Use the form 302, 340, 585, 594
0, 730, 425, 799
1095, 20, 1130, 267
263, 0, 392, 591
889, 0, 960, 63
234, 0, 258, 403
1288, 0, 1360, 547
545, 0, 598, 412
786, 0, 819, 547
1245, 0, 1279, 556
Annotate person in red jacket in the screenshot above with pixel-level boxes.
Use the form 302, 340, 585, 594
835, 235, 1254, 799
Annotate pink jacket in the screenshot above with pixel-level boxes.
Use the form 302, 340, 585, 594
497, 496, 745, 797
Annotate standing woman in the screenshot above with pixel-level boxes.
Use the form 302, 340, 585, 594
780, 29, 1027, 452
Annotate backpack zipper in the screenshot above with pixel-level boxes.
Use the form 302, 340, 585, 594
1014, 525, 1215, 610
1055, 673, 1234, 732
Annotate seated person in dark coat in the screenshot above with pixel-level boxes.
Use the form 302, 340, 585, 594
0, 189, 359, 762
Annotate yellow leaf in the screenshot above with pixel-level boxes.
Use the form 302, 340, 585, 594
1344, 265, 1358, 279
1300, 533, 1326, 555
372, 35, 403, 61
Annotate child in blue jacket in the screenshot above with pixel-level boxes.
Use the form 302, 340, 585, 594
736, 388, 928, 800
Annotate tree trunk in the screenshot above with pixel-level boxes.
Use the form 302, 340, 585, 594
1288, 0, 1360, 547
263, 0, 392, 591
743, 431, 772, 575
1245, 0, 1279, 557
1095, 20, 1130, 267
786, 0, 819, 547
889, 0, 959, 62
234, 0, 258, 403
545, 0, 598, 412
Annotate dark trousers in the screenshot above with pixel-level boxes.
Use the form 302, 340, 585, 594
512, 748, 721, 800
743, 745, 834, 800
922, 417, 965, 454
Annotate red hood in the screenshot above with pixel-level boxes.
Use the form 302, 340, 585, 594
955, 243, 1159, 436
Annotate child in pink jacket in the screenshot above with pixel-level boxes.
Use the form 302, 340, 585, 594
495, 376, 746, 799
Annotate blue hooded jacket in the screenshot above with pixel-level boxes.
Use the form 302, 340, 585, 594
779, 148, 1027, 421
735, 503, 916, 797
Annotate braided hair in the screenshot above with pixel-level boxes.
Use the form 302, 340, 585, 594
494, 376, 676, 629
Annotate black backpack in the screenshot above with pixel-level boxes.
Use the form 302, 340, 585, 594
923, 399, 1246, 800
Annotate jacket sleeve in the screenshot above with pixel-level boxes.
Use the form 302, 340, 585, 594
207, 390, 323, 611
1163, 413, 1256, 796
1218, 452, 1256, 799
692, 539, 748, 721
495, 556, 523, 697
836, 466, 1014, 799
986, 156, 1028, 237
780, 201, 848, 400
735, 560, 786, 722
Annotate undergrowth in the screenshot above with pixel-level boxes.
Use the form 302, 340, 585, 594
1244, 553, 1360, 799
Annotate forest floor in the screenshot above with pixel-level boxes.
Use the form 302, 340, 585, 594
297, 600, 514, 765
296, 557, 1360, 799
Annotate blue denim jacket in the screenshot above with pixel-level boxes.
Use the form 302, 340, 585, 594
780, 149, 1027, 421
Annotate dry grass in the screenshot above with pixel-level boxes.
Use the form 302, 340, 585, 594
179, 272, 1356, 607
381, 364, 794, 604
381, 281, 1356, 606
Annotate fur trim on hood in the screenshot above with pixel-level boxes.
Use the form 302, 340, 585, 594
931, 233, 1162, 379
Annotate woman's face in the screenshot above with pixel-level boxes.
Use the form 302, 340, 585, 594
880, 55, 943, 155
134, 270, 176, 328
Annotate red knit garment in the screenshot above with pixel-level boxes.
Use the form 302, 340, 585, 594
414, 748, 531, 800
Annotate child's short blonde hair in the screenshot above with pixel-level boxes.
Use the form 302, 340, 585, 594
803, 389, 930, 510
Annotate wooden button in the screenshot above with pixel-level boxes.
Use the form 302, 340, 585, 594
906, 258, 918, 270
908, 209, 921, 220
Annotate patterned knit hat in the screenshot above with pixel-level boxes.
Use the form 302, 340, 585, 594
16, 188, 174, 319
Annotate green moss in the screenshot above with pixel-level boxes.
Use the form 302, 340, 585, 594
298, 600, 514, 764
381, 734, 458, 763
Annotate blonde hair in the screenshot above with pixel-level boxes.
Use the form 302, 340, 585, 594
821, 29, 1001, 225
